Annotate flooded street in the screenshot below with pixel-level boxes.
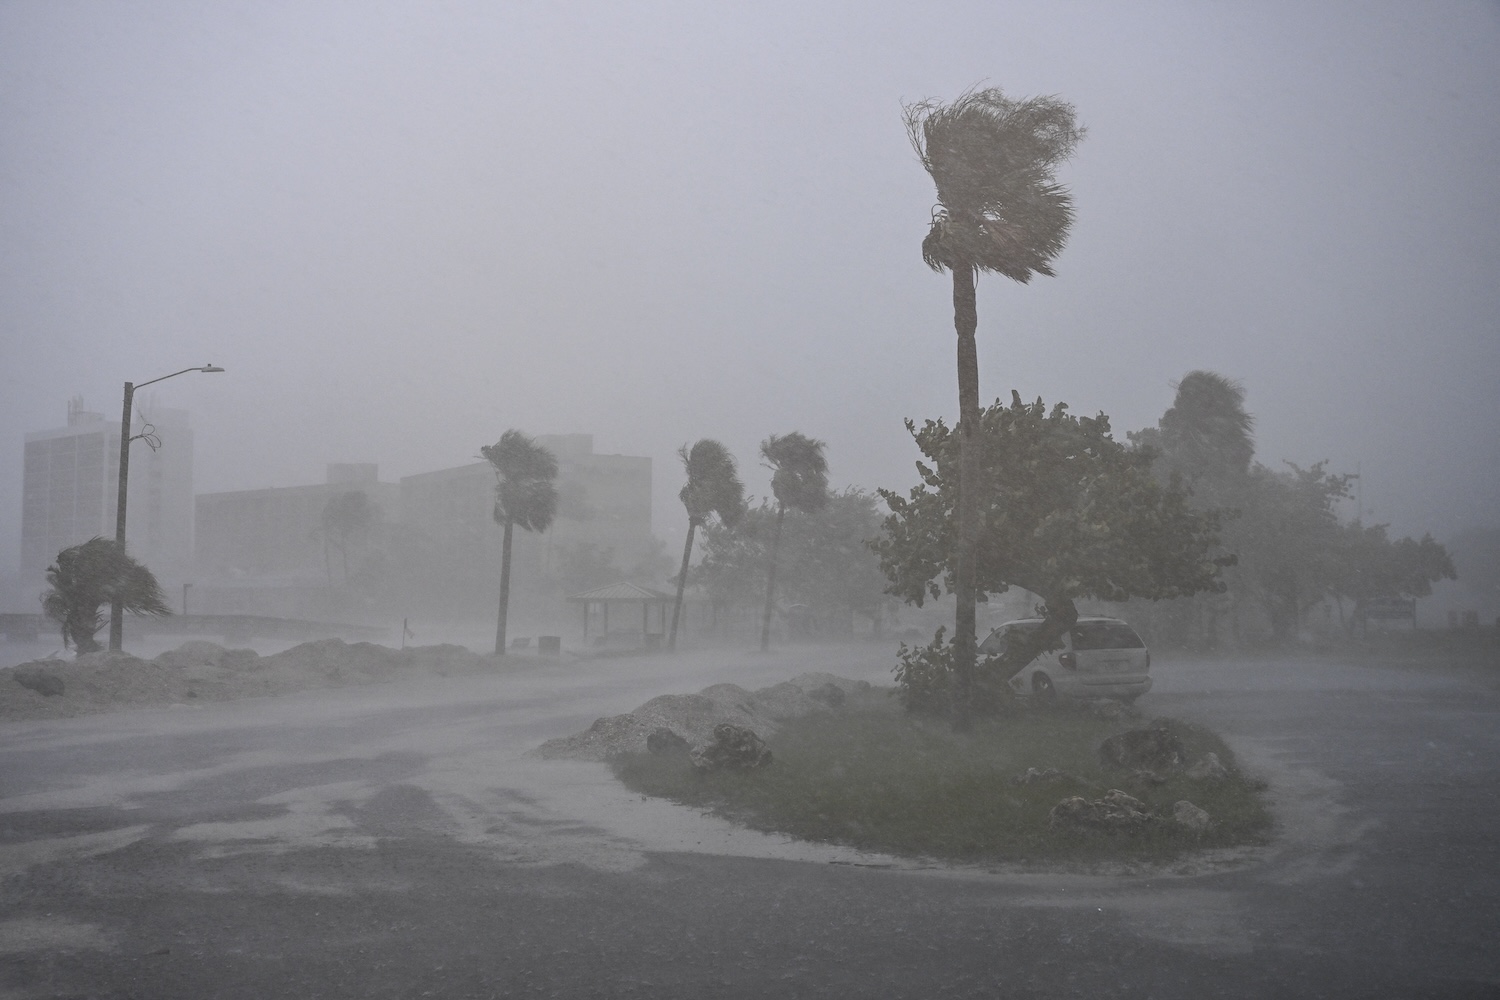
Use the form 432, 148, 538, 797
2, 644, 1497, 997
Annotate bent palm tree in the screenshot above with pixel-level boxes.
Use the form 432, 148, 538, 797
759, 432, 828, 651
670, 439, 745, 650
42, 537, 171, 654
1158, 371, 1255, 487
904, 86, 1083, 725
481, 431, 559, 655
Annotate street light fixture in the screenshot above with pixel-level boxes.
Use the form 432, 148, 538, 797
109, 364, 225, 651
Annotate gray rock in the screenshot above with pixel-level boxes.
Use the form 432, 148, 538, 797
1186, 752, 1229, 781
1171, 799, 1212, 832
1048, 788, 1152, 832
12, 667, 64, 698
1098, 724, 1187, 773
646, 727, 690, 756
689, 723, 772, 772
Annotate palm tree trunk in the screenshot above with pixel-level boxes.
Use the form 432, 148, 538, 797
495, 518, 515, 655
668, 520, 698, 650
760, 504, 787, 652
952, 263, 980, 729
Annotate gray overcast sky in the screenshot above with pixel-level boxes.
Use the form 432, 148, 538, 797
2, 0, 1497, 574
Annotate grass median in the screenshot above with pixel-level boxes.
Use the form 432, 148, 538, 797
611, 686, 1271, 864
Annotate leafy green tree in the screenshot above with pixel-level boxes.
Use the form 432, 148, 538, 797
1448, 526, 1500, 606
1330, 523, 1455, 634
1231, 462, 1351, 643
874, 393, 1227, 701
903, 87, 1084, 723
481, 430, 559, 654
670, 439, 745, 649
320, 490, 377, 586
759, 432, 829, 651
1128, 371, 1255, 648
696, 488, 888, 637
1155, 371, 1255, 487
41, 537, 171, 654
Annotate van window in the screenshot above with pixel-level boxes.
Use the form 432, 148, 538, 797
1070, 621, 1145, 650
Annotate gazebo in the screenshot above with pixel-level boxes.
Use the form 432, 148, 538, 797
568, 581, 675, 647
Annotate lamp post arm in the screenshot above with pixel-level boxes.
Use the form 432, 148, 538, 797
134, 366, 217, 391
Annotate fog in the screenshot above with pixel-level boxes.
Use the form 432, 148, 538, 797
3, 1, 1497, 584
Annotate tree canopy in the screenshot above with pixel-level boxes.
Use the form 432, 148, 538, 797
875, 392, 1228, 678
481, 429, 559, 654
42, 537, 171, 654
671, 438, 746, 648
482, 430, 560, 534
904, 88, 1084, 282
697, 487, 888, 636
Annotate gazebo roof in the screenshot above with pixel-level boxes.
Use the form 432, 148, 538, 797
567, 581, 674, 603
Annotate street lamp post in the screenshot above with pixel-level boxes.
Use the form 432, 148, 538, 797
109, 365, 225, 652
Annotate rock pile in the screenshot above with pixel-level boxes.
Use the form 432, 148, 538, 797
1048, 789, 1215, 835
689, 723, 773, 771
1, 640, 498, 721
532, 673, 870, 762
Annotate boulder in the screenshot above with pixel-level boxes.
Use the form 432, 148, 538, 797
1186, 752, 1229, 781
646, 727, 690, 756
12, 667, 65, 698
689, 723, 772, 772
806, 682, 846, 708
1171, 800, 1212, 832
1048, 788, 1152, 832
1098, 724, 1187, 773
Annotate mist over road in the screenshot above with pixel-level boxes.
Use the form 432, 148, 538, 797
1, 645, 1496, 998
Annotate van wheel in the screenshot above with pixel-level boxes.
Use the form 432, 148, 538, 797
1032, 673, 1057, 702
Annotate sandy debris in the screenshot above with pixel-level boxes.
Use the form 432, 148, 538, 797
531, 674, 871, 761
0, 639, 499, 721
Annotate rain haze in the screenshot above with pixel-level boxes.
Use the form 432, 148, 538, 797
3, 5, 1500, 995
2, 1, 1497, 583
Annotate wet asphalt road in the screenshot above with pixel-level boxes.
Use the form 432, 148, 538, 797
1, 645, 1497, 999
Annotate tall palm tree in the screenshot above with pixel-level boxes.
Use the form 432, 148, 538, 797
670, 439, 745, 650
480, 430, 559, 655
42, 537, 171, 654
904, 87, 1083, 724
759, 432, 828, 651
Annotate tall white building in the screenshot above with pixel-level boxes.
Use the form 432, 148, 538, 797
20, 398, 194, 584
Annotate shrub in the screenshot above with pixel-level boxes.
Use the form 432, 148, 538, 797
893, 626, 1015, 716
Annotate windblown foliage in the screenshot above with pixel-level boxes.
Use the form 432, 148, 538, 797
42, 537, 171, 654
481, 430, 559, 653
875, 393, 1228, 685
904, 87, 1084, 282
671, 439, 746, 648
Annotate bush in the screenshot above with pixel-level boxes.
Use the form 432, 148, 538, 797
892, 626, 1015, 716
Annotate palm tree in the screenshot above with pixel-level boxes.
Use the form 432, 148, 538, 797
1158, 371, 1255, 487
669, 439, 745, 650
904, 86, 1083, 724
42, 537, 171, 654
758, 432, 828, 651
480, 430, 559, 655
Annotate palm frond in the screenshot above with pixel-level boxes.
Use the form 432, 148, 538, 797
904, 86, 1084, 281
761, 432, 829, 515
679, 439, 746, 527
482, 430, 560, 533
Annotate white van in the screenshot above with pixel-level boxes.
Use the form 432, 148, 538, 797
979, 616, 1152, 704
